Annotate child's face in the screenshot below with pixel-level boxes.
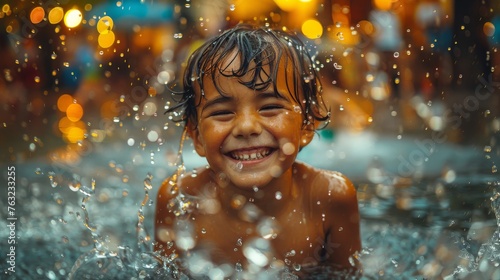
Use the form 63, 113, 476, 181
188, 53, 315, 190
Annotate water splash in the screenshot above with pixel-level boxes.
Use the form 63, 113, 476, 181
166, 126, 189, 196
137, 173, 154, 253
445, 187, 500, 279
67, 173, 178, 279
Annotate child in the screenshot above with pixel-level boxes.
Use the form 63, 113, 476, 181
155, 24, 362, 278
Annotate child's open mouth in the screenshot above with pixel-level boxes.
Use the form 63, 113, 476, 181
227, 148, 274, 161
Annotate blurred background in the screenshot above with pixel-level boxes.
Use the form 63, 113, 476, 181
1, 0, 499, 156
1, 0, 500, 279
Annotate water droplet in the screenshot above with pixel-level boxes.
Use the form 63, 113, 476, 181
282, 142, 296, 156
127, 138, 135, 146
230, 194, 246, 210
229, 4, 235, 11
147, 130, 159, 142
174, 220, 195, 250
393, 52, 400, 58
257, 217, 280, 239
275, 191, 283, 200
293, 263, 301, 271
236, 161, 243, 170
242, 238, 273, 267
69, 181, 81, 192
143, 178, 153, 190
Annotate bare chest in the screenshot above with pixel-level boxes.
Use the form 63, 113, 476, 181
184, 207, 325, 269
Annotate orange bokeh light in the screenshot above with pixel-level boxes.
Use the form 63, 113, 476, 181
48, 7, 64, 24
30, 7, 45, 24
57, 94, 74, 112
66, 126, 85, 143
98, 30, 115, 48
66, 103, 83, 122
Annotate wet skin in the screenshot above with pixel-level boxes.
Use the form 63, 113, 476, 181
155, 53, 361, 276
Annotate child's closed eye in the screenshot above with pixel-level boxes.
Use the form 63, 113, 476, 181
260, 104, 287, 114
262, 104, 283, 109
209, 110, 233, 117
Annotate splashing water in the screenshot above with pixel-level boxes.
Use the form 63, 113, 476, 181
444, 189, 500, 279
64, 129, 202, 279
67, 173, 173, 279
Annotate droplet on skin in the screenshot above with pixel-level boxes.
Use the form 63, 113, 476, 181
282, 142, 296, 155
275, 191, 282, 200
236, 161, 243, 170
269, 165, 283, 178
230, 194, 246, 210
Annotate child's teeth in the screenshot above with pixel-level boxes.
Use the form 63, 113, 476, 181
231, 149, 270, 160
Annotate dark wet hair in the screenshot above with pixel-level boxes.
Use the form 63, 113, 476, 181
168, 24, 329, 128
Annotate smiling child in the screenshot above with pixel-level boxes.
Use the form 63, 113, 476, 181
155, 24, 362, 278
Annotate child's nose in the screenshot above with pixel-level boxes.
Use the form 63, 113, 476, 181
232, 112, 262, 138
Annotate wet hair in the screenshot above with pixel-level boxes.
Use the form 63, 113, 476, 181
168, 24, 329, 128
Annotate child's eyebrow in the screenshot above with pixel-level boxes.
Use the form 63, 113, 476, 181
258, 91, 289, 101
201, 95, 232, 111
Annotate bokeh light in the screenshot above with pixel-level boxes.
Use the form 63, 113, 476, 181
58, 117, 86, 143
98, 31, 116, 48
97, 16, 114, 33
301, 19, 323, 39
274, 0, 300, 12
97, 16, 115, 48
57, 94, 74, 112
58, 117, 73, 134
483, 22, 496, 37
373, 0, 393, 11
30, 7, 45, 24
64, 8, 83, 28
66, 103, 84, 122
2, 4, 10, 14
48, 7, 64, 24
230, 0, 275, 20
358, 20, 375, 36
66, 126, 85, 143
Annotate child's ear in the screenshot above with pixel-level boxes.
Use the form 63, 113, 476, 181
299, 122, 317, 148
186, 122, 206, 157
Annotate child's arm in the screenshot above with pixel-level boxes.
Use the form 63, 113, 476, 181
315, 171, 362, 274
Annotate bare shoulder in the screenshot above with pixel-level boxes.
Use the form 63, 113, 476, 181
294, 162, 357, 205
